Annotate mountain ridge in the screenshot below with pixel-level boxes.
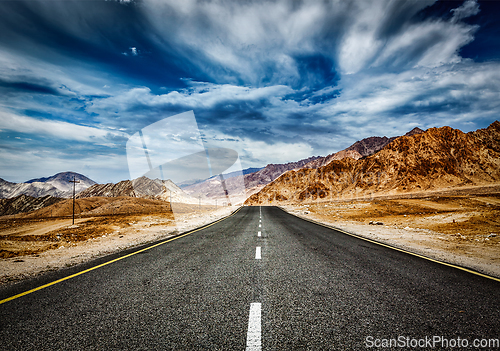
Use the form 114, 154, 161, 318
0, 172, 96, 199
303, 127, 425, 169
245, 122, 500, 204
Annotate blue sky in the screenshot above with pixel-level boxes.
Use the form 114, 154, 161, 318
0, 0, 499, 183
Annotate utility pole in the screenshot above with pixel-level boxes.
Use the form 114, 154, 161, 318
69, 176, 80, 225
198, 195, 201, 212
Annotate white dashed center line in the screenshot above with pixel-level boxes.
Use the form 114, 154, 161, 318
259, 224, 261, 228
246, 303, 262, 351
258, 231, 261, 237
255, 247, 261, 259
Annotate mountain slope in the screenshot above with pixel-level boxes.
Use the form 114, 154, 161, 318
0, 178, 66, 199
183, 156, 321, 200
0, 172, 96, 199
77, 180, 137, 198
246, 122, 500, 204
303, 127, 424, 169
0, 194, 63, 216
77, 177, 199, 204
27, 171, 96, 194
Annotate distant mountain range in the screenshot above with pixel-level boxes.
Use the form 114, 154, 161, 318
246, 121, 500, 204
183, 156, 321, 200
4, 121, 494, 214
178, 167, 264, 188
77, 176, 200, 204
183, 128, 425, 200
0, 172, 96, 199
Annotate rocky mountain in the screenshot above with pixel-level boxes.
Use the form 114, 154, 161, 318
77, 180, 137, 198
246, 122, 500, 204
303, 127, 424, 169
244, 156, 321, 189
0, 194, 63, 216
0, 172, 96, 199
0, 178, 66, 198
183, 156, 321, 200
156, 179, 201, 204
27, 171, 96, 194
77, 176, 199, 204
184, 129, 428, 201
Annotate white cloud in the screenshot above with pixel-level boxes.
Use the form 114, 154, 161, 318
89, 83, 294, 112
0, 49, 111, 97
243, 139, 314, 165
0, 110, 127, 142
198, 129, 315, 167
142, 0, 342, 85
451, 0, 480, 23
0, 146, 128, 184
317, 60, 500, 136
140, 0, 483, 79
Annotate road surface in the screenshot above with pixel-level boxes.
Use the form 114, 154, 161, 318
1, 206, 499, 350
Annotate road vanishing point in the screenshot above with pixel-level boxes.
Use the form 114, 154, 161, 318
1, 206, 499, 350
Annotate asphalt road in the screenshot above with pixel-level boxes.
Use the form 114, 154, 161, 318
1, 206, 499, 350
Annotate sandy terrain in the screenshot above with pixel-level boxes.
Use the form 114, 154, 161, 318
0, 202, 236, 285
282, 192, 500, 278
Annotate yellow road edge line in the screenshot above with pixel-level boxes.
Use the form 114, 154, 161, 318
0, 207, 243, 305
277, 206, 500, 283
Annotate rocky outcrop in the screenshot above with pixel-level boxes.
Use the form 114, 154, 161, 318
77, 176, 199, 204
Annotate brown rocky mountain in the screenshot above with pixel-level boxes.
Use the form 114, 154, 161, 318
303, 127, 424, 169
245, 122, 500, 204
243, 156, 322, 189
184, 129, 425, 200
0, 194, 63, 216
77, 180, 137, 198
77, 177, 167, 198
